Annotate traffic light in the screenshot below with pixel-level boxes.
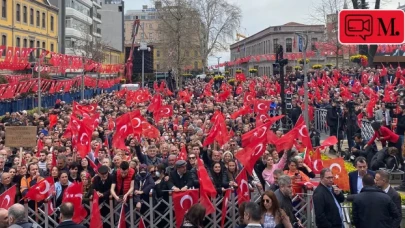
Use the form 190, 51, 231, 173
275, 45, 288, 66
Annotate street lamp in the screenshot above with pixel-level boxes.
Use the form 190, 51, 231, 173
31, 48, 48, 114
216, 56, 222, 73
138, 42, 151, 88
295, 32, 309, 128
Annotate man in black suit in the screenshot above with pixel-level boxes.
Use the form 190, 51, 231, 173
352, 174, 400, 228
56, 202, 86, 228
7, 204, 39, 228
375, 170, 402, 228
313, 168, 345, 228
167, 160, 194, 190
349, 156, 375, 195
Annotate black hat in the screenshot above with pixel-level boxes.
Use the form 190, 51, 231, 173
98, 165, 109, 175
175, 160, 187, 168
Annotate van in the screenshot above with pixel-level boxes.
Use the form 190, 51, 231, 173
121, 84, 140, 91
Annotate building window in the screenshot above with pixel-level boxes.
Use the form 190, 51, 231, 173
23, 6, 27, 23
156, 50, 160, 57
36, 41, 40, 57
311, 37, 318, 51
42, 12, 45, 28
50, 43, 54, 52
23, 39, 27, 47
51, 16, 54, 31
30, 8, 33, 25
42, 41, 45, 49
1, 0, 6, 18
16, 37, 20, 47
286, 38, 292, 52
273, 39, 278, 53
36, 11, 40, 26
16, 4, 20, 22
1, 35, 6, 56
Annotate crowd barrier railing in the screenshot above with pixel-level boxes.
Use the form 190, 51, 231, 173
0, 84, 121, 116
21, 186, 320, 228
314, 108, 374, 141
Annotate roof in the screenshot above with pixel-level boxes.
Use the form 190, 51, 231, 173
283, 22, 305, 26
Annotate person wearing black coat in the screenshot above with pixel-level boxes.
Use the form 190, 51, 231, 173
352, 174, 401, 228
167, 160, 194, 190
56, 202, 86, 228
209, 162, 229, 195
134, 164, 155, 211
313, 168, 345, 228
326, 100, 341, 152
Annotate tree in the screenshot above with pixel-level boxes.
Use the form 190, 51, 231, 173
72, 25, 107, 63
308, 0, 345, 66
155, 0, 201, 88
191, 0, 241, 71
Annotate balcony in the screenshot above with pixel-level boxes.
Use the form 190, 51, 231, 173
93, 12, 101, 23
66, 7, 92, 25
93, 28, 102, 37
66, 27, 83, 39
93, 0, 102, 9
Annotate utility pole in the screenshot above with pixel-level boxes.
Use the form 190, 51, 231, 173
216, 56, 222, 72
34, 48, 48, 113
296, 32, 309, 128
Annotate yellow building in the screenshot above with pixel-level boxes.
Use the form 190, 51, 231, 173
0, 0, 59, 59
103, 46, 123, 64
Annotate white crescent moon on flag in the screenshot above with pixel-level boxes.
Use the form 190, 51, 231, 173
258, 103, 266, 110
80, 133, 89, 146
246, 95, 252, 102
313, 159, 321, 172
253, 143, 263, 156
330, 163, 342, 173
180, 195, 193, 209
299, 125, 308, 137
1, 195, 10, 208
163, 108, 171, 115
120, 125, 127, 134
38, 181, 50, 195
240, 179, 249, 196
257, 127, 267, 138
132, 118, 141, 128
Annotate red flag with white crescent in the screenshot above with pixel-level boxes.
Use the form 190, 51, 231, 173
0, 185, 16, 209
24, 177, 54, 202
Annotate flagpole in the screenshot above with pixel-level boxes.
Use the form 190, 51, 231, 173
296, 32, 309, 128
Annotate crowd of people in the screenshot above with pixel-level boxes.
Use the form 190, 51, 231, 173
0, 65, 404, 228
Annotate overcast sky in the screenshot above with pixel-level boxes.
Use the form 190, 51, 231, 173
126, 0, 399, 67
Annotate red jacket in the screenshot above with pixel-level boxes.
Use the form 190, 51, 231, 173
367, 126, 399, 146
116, 168, 135, 195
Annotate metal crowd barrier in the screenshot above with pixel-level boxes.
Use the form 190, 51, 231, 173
314, 108, 374, 140
21, 187, 318, 228
0, 84, 121, 115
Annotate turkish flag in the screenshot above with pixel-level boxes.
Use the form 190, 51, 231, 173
235, 169, 250, 205
241, 120, 274, 147
230, 105, 251, 119
138, 217, 145, 228
129, 110, 144, 135
117, 205, 126, 228
72, 101, 97, 116
49, 114, 58, 130
196, 159, 216, 215
243, 91, 255, 105
24, 177, 54, 202
141, 121, 160, 139
36, 139, 44, 157
322, 158, 350, 191
178, 90, 192, 103
63, 182, 88, 224
220, 189, 231, 228
147, 93, 162, 112
320, 136, 338, 149
153, 105, 173, 122
112, 113, 133, 149
176, 145, 187, 161
90, 190, 102, 228
76, 120, 93, 158
254, 99, 271, 114
0, 185, 16, 209
131, 89, 150, 103
173, 190, 198, 228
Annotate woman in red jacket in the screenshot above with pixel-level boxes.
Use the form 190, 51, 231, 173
367, 121, 403, 168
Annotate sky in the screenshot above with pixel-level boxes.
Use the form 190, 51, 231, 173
125, 0, 400, 68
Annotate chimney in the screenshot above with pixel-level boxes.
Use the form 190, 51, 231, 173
142, 5, 147, 9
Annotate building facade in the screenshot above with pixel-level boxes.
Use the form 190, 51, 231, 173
0, 0, 59, 58
229, 22, 325, 76
103, 46, 121, 64
50, 0, 102, 56
99, 0, 124, 52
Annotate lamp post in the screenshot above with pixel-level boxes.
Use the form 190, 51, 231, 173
32, 48, 48, 114
295, 32, 309, 128
138, 42, 151, 88
216, 56, 222, 73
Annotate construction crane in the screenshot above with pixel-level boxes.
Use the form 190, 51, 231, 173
125, 17, 141, 83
